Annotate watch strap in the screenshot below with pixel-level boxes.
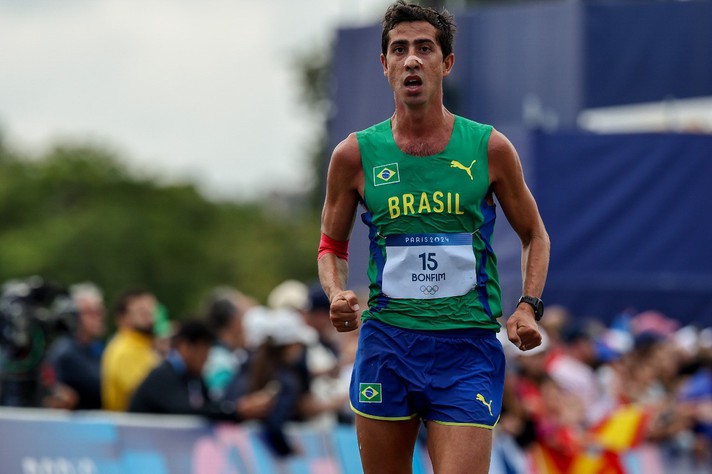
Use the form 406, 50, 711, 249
517, 295, 544, 321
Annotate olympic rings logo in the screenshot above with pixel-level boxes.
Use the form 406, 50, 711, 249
420, 285, 439, 296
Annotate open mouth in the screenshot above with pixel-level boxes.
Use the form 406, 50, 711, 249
404, 76, 423, 90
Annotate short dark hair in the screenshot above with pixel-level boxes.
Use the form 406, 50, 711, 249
381, 0, 456, 59
113, 288, 152, 317
205, 298, 239, 332
173, 319, 215, 345
307, 283, 331, 312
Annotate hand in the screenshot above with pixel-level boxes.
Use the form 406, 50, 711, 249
43, 384, 79, 410
235, 388, 276, 420
329, 290, 360, 332
506, 306, 542, 352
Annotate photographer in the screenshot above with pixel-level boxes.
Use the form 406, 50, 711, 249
44, 283, 106, 410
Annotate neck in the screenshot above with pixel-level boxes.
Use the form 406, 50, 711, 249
218, 333, 235, 350
391, 103, 452, 138
75, 329, 92, 345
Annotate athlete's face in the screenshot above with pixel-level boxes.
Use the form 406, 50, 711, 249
380, 21, 454, 108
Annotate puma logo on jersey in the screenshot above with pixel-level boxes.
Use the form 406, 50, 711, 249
476, 393, 493, 416
450, 160, 476, 180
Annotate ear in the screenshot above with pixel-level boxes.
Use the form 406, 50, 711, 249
442, 53, 455, 77
380, 53, 388, 77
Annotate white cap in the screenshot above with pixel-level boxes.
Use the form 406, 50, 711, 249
242, 305, 274, 350
243, 305, 317, 349
267, 309, 317, 346
267, 280, 308, 311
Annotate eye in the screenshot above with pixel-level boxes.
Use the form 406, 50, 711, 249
392, 46, 405, 54
420, 45, 432, 53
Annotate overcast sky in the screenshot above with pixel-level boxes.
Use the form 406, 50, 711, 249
0, 0, 392, 200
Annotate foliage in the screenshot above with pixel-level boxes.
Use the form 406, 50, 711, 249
0, 141, 320, 319
293, 45, 332, 210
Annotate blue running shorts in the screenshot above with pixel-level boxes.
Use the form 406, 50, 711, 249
350, 319, 505, 429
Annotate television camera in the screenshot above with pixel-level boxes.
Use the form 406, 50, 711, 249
0, 277, 77, 407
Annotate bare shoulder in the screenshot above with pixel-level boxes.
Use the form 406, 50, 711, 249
322, 133, 363, 239
488, 128, 515, 154
487, 128, 522, 185
327, 133, 364, 197
331, 133, 362, 172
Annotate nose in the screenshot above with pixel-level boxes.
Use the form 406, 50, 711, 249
405, 55, 423, 69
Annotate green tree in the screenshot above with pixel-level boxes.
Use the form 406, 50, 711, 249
0, 141, 320, 319
294, 45, 332, 211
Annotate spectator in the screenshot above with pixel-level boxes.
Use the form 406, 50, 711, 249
303, 283, 353, 423
545, 321, 616, 426
129, 319, 273, 421
202, 291, 249, 400
45, 283, 106, 410
498, 329, 552, 450
226, 309, 315, 457
304, 284, 340, 372
538, 305, 570, 351
267, 281, 350, 423
101, 289, 159, 411
491, 329, 566, 473
267, 281, 339, 377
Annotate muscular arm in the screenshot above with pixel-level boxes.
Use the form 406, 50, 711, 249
318, 134, 363, 331
489, 129, 550, 349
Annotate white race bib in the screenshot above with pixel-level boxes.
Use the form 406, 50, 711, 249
382, 233, 477, 299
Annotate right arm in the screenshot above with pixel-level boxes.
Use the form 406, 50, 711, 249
318, 134, 363, 332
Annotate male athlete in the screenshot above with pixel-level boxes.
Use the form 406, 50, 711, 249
317, 2, 550, 473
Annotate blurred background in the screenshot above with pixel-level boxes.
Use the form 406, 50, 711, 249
1, 0, 711, 472
0, 0, 396, 310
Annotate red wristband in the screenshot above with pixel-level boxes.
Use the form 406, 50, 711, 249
318, 233, 349, 261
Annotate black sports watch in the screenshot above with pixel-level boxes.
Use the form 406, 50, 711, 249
517, 295, 544, 321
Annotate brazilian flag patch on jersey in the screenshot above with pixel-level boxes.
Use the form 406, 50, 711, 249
373, 163, 400, 186
359, 383, 382, 403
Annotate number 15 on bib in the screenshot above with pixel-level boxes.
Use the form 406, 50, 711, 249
382, 233, 477, 300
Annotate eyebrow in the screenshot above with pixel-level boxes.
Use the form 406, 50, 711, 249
389, 38, 437, 48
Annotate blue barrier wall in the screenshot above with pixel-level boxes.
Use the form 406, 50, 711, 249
0, 408, 679, 473
0, 408, 434, 474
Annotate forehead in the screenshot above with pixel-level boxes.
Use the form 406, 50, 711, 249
128, 294, 156, 308
386, 21, 439, 45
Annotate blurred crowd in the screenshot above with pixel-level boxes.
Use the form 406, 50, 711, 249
0, 279, 357, 458
494, 306, 712, 473
2, 280, 712, 470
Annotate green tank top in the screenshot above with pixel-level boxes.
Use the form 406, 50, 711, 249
357, 115, 501, 331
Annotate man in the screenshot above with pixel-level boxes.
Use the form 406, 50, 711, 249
317, 2, 550, 473
129, 319, 273, 421
101, 289, 159, 411
47, 282, 106, 410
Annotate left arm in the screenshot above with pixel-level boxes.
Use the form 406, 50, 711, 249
488, 129, 550, 350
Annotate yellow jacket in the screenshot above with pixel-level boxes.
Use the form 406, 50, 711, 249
101, 329, 159, 411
